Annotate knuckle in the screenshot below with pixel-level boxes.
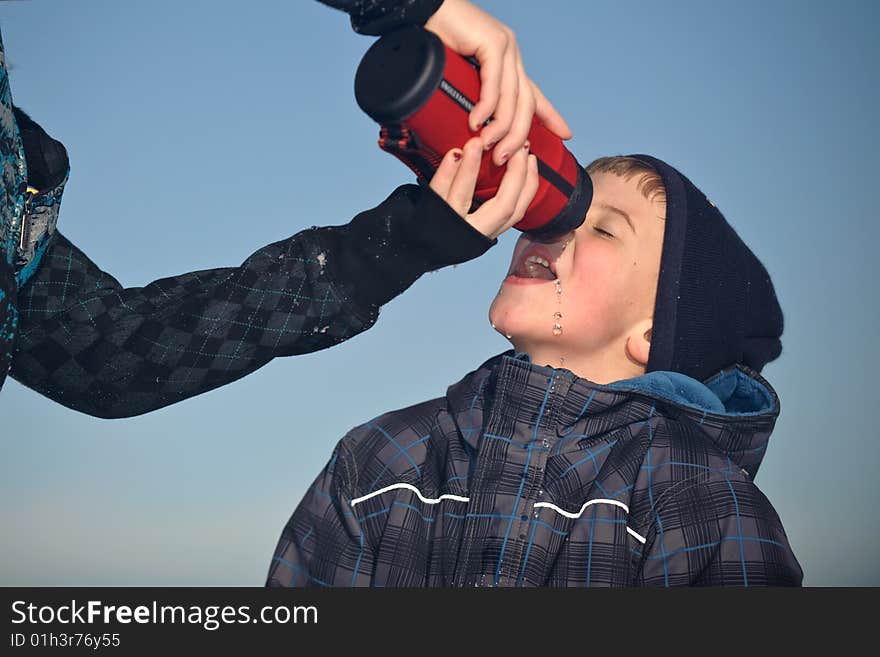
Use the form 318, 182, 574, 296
497, 99, 515, 120
527, 92, 537, 111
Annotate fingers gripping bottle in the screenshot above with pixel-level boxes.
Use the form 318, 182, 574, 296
354, 26, 592, 240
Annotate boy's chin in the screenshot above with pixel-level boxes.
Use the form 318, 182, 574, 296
489, 323, 560, 350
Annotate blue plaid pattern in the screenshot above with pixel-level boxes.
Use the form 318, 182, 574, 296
267, 353, 802, 587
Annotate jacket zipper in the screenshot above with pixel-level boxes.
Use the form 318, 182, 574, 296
14, 186, 39, 269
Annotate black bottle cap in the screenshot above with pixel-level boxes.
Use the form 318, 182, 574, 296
355, 26, 446, 124
527, 166, 593, 241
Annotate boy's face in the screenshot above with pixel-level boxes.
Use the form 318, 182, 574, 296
489, 171, 666, 380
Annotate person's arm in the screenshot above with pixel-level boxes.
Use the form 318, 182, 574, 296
266, 439, 372, 587
11, 112, 536, 418
10, 182, 490, 419
634, 474, 803, 586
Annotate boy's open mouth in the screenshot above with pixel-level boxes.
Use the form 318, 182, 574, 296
510, 244, 558, 281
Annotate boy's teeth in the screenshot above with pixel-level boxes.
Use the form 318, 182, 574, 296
525, 256, 550, 268
515, 253, 556, 280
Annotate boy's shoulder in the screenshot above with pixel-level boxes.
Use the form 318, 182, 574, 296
623, 397, 779, 537
337, 354, 502, 460
336, 394, 452, 479
608, 365, 779, 482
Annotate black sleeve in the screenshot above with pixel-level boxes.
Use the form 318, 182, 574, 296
317, 0, 444, 35
11, 184, 492, 419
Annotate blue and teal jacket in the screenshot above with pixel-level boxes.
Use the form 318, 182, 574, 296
0, 30, 68, 385
268, 351, 803, 586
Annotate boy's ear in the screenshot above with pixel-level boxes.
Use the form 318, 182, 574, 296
625, 320, 653, 369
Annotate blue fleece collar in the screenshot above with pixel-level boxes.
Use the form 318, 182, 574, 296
508, 351, 774, 417
610, 368, 776, 417
609, 370, 725, 413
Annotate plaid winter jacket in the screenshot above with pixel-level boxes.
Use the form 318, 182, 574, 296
1, 0, 489, 416
267, 351, 803, 587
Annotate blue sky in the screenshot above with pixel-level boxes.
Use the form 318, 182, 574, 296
1, 0, 877, 585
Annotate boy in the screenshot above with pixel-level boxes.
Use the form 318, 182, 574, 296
266, 146, 803, 586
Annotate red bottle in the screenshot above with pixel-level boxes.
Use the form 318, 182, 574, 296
354, 26, 591, 240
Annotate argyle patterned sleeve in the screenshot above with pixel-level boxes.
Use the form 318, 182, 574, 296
319, 0, 444, 35
9, 184, 492, 418
634, 471, 803, 586
267, 439, 373, 587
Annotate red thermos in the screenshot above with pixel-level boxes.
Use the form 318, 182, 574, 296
354, 26, 591, 240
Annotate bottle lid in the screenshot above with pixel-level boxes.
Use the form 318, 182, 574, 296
355, 26, 446, 124
525, 166, 593, 241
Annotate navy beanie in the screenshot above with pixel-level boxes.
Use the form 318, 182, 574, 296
627, 155, 784, 382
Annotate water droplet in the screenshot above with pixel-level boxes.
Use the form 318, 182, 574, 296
553, 311, 563, 319
553, 323, 563, 336
505, 333, 512, 339
491, 322, 496, 329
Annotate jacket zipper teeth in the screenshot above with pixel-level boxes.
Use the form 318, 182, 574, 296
17, 187, 38, 255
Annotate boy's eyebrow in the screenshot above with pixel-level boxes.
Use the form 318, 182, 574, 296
596, 203, 636, 235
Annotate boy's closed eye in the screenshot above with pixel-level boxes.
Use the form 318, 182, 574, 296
596, 202, 637, 236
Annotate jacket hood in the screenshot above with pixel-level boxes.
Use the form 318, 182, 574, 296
446, 351, 780, 478
629, 154, 785, 382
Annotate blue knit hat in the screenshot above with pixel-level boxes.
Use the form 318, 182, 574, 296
629, 155, 784, 382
